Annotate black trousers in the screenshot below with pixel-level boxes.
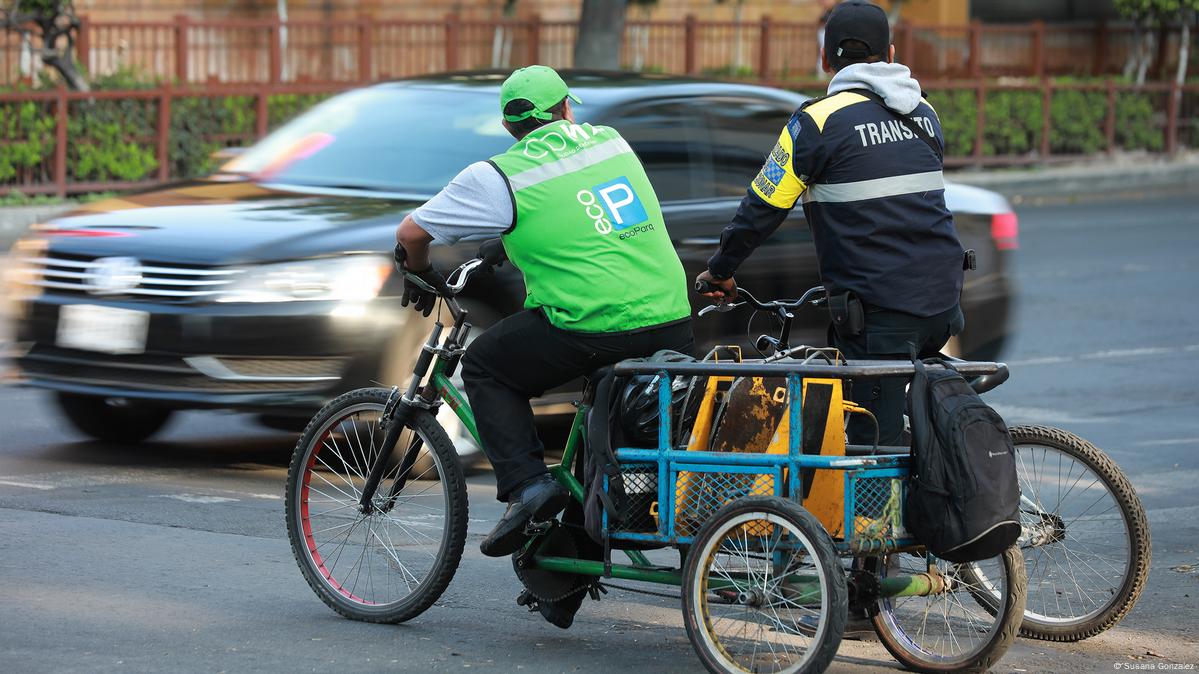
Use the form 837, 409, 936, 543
461, 310, 694, 502
830, 303, 965, 448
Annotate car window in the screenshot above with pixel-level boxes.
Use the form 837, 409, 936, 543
223, 87, 515, 194
603, 100, 710, 203
697, 97, 796, 198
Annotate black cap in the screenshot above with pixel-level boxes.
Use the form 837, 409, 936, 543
825, 0, 890, 69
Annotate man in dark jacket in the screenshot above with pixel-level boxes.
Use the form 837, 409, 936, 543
697, 0, 966, 448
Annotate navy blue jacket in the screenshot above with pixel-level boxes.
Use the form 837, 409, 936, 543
708, 90, 964, 317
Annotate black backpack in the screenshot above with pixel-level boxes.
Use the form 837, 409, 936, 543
582, 351, 696, 551
905, 359, 1021, 563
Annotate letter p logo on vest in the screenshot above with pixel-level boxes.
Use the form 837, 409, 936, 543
593, 176, 648, 231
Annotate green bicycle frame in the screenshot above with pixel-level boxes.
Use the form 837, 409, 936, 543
426, 355, 657, 568
423, 336, 943, 601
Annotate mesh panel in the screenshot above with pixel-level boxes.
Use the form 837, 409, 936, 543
673, 470, 772, 538
849, 474, 905, 552
612, 465, 659, 534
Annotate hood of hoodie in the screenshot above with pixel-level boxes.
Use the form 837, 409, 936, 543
826, 62, 923, 115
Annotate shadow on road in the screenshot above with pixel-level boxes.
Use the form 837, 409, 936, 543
42, 435, 296, 471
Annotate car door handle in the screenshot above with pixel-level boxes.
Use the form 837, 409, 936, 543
678, 237, 720, 246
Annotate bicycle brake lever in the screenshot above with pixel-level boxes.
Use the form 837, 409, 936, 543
698, 302, 741, 316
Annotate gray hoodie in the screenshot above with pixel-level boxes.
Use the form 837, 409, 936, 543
826, 62, 924, 115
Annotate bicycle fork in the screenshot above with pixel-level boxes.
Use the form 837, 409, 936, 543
358, 323, 444, 515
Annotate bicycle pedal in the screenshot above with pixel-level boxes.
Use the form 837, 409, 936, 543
516, 589, 538, 609
524, 519, 553, 536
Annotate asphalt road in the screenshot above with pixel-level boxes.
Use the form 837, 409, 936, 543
2, 194, 1198, 673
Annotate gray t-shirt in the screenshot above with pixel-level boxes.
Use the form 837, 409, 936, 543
410, 161, 513, 245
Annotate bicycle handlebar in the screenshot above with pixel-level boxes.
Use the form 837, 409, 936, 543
695, 281, 826, 317
442, 240, 508, 296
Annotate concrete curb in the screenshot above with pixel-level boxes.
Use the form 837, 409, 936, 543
948, 153, 1199, 202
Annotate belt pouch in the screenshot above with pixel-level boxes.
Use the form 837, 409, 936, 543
828, 291, 865, 337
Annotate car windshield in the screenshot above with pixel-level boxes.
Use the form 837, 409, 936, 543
221, 86, 518, 194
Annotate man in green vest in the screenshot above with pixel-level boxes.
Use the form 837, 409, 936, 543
393, 65, 692, 589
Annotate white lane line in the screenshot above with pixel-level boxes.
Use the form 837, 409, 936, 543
0, 479, 55, 491
1135, 438, 1199, 447
1009, 343, 1199, 367
240, 492, 283, 500
149, 494, 239, 504
989, 404, 1109, 425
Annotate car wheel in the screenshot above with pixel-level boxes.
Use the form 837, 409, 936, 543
55, 392, 173, 443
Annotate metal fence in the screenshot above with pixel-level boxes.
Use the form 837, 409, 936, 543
2, 15, 1196, 86
3, 78, 1196, 198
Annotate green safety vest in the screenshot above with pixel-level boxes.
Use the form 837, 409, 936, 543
490, 120, 691, 333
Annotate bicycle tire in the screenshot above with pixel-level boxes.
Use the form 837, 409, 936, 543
870, 546, 1026, 673
1003, 425, 1150, 641
285, 387, 468, 623
682, 496, 847, 674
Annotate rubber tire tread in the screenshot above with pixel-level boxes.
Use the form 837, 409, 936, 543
681, 496, 848, 674
871, 545, 1026, 674
285, 387, 468, 624
56, 392, 172, 443
1007, 424, 1151, 642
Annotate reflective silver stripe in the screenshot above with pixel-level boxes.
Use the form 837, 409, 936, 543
802, 170, 945, 204
507, 137, 634, 192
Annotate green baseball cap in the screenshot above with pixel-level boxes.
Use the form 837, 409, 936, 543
500, 65, 582, 123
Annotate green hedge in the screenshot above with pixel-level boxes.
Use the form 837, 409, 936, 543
1, 69, 332, 187
926, 86, 1164, 157
0, 73, 1180, 190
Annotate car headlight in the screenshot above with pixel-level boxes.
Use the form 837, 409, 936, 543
217, 255, 391, 304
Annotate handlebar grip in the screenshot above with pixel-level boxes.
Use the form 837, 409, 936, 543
695, 279, 719, 294
970, 364, 1010, 395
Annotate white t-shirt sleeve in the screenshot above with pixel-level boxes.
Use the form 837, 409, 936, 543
410, 161, 514, 246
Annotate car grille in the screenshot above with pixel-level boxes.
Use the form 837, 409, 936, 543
18, 346, 345, 394
12, 253, 242, 302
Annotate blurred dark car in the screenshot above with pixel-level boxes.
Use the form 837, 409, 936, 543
2, 71, 1016, 461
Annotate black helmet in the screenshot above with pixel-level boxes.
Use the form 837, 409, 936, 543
619, 350, 697, 447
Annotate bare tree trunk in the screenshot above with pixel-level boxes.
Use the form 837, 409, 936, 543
38, 20, 89, 91
1136, 25, 1155, 85
1173, 13, 1192, 151
1176, 14, 1191, 88
574, 0, 628, 70
277, 0, 289, 82
1124, 22, 1141, 79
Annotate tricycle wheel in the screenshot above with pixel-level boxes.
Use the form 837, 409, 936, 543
681, 496, 847, 674
869, 546, 1026, 673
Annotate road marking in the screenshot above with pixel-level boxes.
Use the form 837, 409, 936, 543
1009, 343, 1199, 367
149, 494, 239, 504
989, 404, 1108, 425
1135, 438, 1199, 447
241, 492, 282, 500
0, 479, 55, 491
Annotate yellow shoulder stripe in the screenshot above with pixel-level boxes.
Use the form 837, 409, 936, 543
750, 126, 806, 210
804, 91, 869, 132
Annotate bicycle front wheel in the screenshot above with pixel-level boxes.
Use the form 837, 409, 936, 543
285, 387, 468, 623
1005, 424, 1150, 641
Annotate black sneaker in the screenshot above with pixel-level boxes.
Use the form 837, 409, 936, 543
480, 475, 568, 557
